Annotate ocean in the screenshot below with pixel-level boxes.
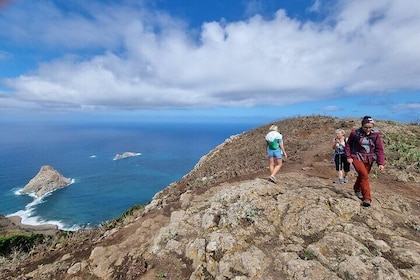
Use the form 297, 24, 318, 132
0, 119, 261, 230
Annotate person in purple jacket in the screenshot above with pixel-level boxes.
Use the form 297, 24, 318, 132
345, 116, 386, 207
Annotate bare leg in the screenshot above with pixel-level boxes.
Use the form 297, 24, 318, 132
271, 158, 283, 177
269, 157, 275, 173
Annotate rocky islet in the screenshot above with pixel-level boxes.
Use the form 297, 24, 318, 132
20, 165, 72, 197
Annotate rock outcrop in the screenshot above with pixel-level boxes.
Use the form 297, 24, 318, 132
20, 165, 72, 197
113, 152, 141, 160
0, 215, 58, 237
142, 175, 419, 280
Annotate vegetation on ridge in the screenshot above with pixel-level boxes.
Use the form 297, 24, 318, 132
0, 234, 45, 257
382, 127, 420, 172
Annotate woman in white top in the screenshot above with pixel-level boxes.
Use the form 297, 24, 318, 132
265, 124, 287, 183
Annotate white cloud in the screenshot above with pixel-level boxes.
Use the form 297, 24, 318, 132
322, 105, 340, 112
0, 50, 10, 61
392, 102, 420, 111
244, 0, 265, 18
1, 0, 419, 111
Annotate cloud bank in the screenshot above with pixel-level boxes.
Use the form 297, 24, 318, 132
0, 0, 419, 112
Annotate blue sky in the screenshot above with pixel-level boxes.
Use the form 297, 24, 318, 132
0, 0, 419, 124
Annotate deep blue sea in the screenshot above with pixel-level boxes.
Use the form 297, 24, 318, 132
0, 120, 260, 230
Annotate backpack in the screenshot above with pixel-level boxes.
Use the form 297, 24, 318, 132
265, 131, 282, 150
351, 128, 378, 154
267, 140, 279, 150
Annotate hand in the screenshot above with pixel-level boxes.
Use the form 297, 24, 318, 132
347, 158, 353, 164
378, 165, 385, 171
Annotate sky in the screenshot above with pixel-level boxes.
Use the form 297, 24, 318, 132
0, 0, 419, 124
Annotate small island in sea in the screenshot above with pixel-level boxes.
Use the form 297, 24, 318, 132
20, 165, 73, 197
113, 152, 142, 160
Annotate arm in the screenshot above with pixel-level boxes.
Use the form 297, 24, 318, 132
279, 140, 287, 158
345, 130, 356, 163
332, 138, 339, 150
374, 132, 386, 170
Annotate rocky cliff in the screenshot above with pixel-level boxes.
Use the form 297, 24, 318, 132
20, 165, 72, 197
1, 116, 419, 279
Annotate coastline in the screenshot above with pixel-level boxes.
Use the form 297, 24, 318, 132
0, 121, 257, 233
2, 215, 60, 236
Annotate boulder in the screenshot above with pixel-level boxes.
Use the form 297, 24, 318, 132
20, 165, 72, 197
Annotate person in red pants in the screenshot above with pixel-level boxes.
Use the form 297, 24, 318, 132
345, 116, 386, 207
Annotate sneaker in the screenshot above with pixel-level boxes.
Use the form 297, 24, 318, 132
269, 175, 277, 183
362, 200, 371, 207
343, 177, 348, 183
355, 191, 363, 200
334, 178, 344, 184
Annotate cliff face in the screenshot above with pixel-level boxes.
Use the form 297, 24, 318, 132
1, 116, 419, 279
20, 165, 72, 197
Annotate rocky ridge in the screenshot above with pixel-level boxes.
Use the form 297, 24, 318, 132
1, 116, 419, 279
20, 165, 72, 197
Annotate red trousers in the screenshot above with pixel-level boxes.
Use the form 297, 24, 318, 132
352, 159, 373, 201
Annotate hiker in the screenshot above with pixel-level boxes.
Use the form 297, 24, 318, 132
345, 116, 386, 207
332, 128, 350, 184
265, 124, 287, 183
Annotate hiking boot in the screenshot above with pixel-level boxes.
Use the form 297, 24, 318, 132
362, 200, 371, 207
269, 175, 277, 183
343, 176, 348, 183
355, 191, 363, 200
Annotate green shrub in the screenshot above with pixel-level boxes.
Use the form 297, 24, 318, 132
0, 234, 45, 256
383, 133, 420, 172
304, 250, 316, 260
104, 204, 145, 229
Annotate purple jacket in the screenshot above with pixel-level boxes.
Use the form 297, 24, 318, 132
345, 128, 386, 165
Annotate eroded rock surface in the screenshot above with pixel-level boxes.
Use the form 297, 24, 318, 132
144, 174, 419, 280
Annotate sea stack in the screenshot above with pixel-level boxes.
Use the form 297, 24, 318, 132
113, 152, 141, 160
20, 165, 72, 197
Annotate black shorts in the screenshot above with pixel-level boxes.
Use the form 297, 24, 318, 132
334, 153, 350, 172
